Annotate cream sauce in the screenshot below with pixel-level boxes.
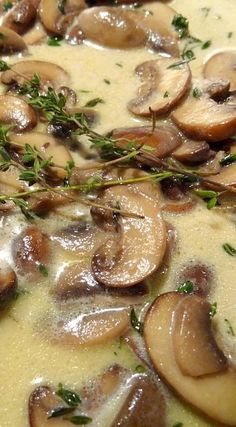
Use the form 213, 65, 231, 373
0, 0, 236, 426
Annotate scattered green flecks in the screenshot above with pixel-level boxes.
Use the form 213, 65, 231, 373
130, 308, 144, 335
224, 319, 235, 336
172, 14, 189, 39
228, 32, 233, 38
56, 383, 81, 407
202, 40, 212, 49
3, 1, 13, 11
163, 91, 169, 98
135, 364, 146, 373
177, 281, 194, 294
116, 63, 123, 68
104, 79, 111, 85
47, 35, 64, 46
220, 154, 236, 166
192, 189, 219, 210
223, 243, 236, 257
65, 415, 92, 425
48, 407, 74, 419
191, 87, 202, 98
84, 97, 105, 108
38, 264, 48, 277
210, 302, 217, 318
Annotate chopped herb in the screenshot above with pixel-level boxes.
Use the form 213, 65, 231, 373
58, 0, 66, 14
182, 49, 195, 61
47, 35, 64, 46
114, 351, 118, 356
38, 264, 48, 277
224, 319, 235, 336
193, 189, 219, 210
48, 407, 74, 419
0, 59, 10, 71
3, 1, 13, 11
64, 159, 75, 185
206, 196, 218, 210
84, 98, 104, 108
191, 87, 202, 98
223, 243, 236, 256
177, 280, 193, 294
172, 14, 189, 38
202, 40, 211, 49
201, 7, 210, 17
66, 415, 92, 425
130, 308, 144, 335
104, 79, 111, 85
167, 58, 195, 69
116, 63, 123, 67
220, 154, 236, 166
210, 302, 217, 318
228, 32, 233, 38
56, 383, 81, 407
135, 364, 146, 373
163, 91, 169, 98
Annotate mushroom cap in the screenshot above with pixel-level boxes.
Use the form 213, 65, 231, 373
1, 60, 69, 90
0, 95, 37, 132
207, 163, 236, 186
92, 185, 166, 287
172, 138, 212, 165
171, 95, 236, 142
128, 58, 191, 116
39, 0, 87, 35
0, 265, 17, 309
0, 25, 27, 53
3, 0, 39, 35
77, 7, 147, 48
204, 50, 236, 91
144, 292, 236, 425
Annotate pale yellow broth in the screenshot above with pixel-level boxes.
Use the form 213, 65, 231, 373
0, 0, 236, 426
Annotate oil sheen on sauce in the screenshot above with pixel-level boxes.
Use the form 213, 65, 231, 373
0, 0, 236, 426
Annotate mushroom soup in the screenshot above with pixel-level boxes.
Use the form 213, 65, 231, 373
0, 0, 236, 426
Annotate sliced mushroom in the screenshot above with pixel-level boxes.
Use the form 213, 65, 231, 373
112, 124, 182, 159
1, 60, 69, 90
172, 138, 213, 165
53, 308, 130, 346
204, 51, 236, 91
144, 292, 236, 425
39, 0, 87, 35
161, 179, 196, 214
0, 266, 17, 309
77, 7, 147, 48
22, 24, 47, 45
207, 163, 236, 186
0, 25, 27, 52
12, 226, 50, 276
3, 0, 39, 35
92, 185, 166, 287
29, 386, 74, 427
0, 95, 37, 132
10, 132, 72, 180
172, 93, 236, 142
111, 375, 165, 427
177, 263, 213, 297
128, 58, 191, 116
173, 295, 227, 377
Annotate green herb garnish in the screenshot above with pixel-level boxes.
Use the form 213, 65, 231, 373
58, 0, 66, 14
223, 243, 236, 256
48, 407, 74, 419
177, 281, 194, 294
224, 319, 235, 336
220, 154, 236, 166
84, 98, 105, 107
202, 40, 211, 49
47, 35, 64, 46
172, 14, 189, 38
3, 1, 13, 11
210, 302, 217, 318
38, 264, 48, 277
104, 79, 111, 85
66, 415, 92, 425
135, 364, 146, 373
191, 87, 202, 98
130, 308, 144, 335
56, 383, 81, 407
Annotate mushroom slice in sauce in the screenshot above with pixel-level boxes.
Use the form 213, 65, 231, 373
10, 132, 72, 180
171, 90, 236, 142
53, 307, 130, 346
0, 95, 37, 131
144, 292, 236, 425
29, 386, 73, 427
1, 60, 69, 90
12, 226, 50, 276
172, 138, 213, 165
0, 25, 27, 52
77, 7, 147, 49
128, 58, 191, 116
39, 0, 87, 35
111, 374, 165, 427
3, 0, 39, 35
204, 50, 236, 91
173, 295, 227, 377
112, 124, 182, 159
92, 185, 166, 288
0, 265, 17, 309
207, 163, 236, 186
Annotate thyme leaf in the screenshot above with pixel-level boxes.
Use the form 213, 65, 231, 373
130, 308, 144, 335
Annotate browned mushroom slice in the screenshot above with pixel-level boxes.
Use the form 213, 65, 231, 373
12, 226, 50, 276
92, 185, 166, 287
23, 24, 47, 45
1, 60, 69, 90
128, 58, 191, 116
177, 263, 213, 297
77, 7, 147, 48
53, 308, 130, 346
144, 292, 236, 425
29, 386, 73, 427
111, 375, 165, 427
10, 132, 72, 180
0, 25, 27, 52
173, 295, 227, 377
0, 95, 37, 132
172, 139, 213, 165
112, 124, 181, 158
204, 51, 236, 91
172, 94, 236, 141
3, 0, 39, 35
207, 163, 236, 186
161, 179, 196, 214
0, 266, 17, 309
39, 0, 87, 35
